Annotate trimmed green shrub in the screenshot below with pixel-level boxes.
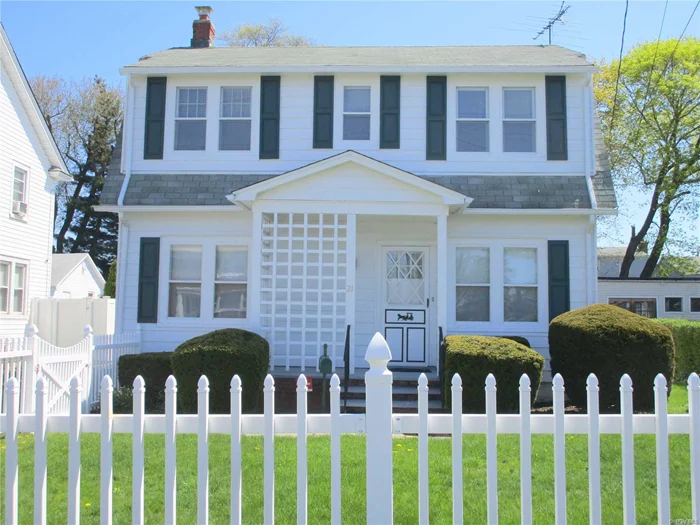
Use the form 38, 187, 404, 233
498, 336, 531, 348
656, 319, 700, 381
118, 352, 173, 411
444, 335, 545, 413
171, 329, 269, 413
550, 304, 675, 412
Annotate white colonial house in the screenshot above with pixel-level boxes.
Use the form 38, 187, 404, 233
0, 24, 71, 338
50, 253, 105, 299
98, 7, 617, 377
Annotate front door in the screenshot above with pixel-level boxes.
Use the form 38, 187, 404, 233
382, 247, 430, 367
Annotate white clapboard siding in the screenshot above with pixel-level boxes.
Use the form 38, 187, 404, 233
2, 334, 699, 525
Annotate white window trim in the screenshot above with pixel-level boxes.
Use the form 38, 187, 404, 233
502, 87, 537, 154
219, 86, 253, 151
0, 257, 29, 316
449, 240, 548, 332
333, 76, 380, 150
174, 87, 208, 151
690, 297, 700, 313
455, 87, 490, 153
663, 296, 684, 313
10, 163, 30, 221
158, 236, 251, 326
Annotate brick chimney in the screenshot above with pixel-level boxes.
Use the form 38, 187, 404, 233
191, 6, 215, 48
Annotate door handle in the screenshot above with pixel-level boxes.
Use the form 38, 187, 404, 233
426, 298, 430, 308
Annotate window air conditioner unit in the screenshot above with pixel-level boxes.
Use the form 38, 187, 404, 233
13, 201, 27, 217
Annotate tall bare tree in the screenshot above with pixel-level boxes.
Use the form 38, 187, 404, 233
31, 75, 123, 275
219, 17, 315, 47
595, 38, 700, 278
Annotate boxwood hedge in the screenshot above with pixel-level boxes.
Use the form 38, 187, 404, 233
171, 328, 269, 413
656, 319, 700, 381
549, 304, 675, 412
444, 335, 544, 413
118, 352, 173, 411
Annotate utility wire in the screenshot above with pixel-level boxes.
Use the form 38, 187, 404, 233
609, 0, 630, 128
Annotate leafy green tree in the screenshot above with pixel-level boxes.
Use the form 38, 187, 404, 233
31, 75, 123, 276
219, 17, 315, 47
103, 259, 117, 298
595, 38, 700, 278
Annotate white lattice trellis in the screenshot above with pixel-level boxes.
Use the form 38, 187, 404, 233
260, 213, 348, 370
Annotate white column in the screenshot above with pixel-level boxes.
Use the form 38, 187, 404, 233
436, 213, 448, 344
24, 323, 40, 413
250, 209, 263, 338
365, 332, 393, 525
346, 213, 357, 374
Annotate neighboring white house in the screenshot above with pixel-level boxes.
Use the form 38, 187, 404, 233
0, 24, 71, 338
98, 7, 617, 375
50, 253, 105, 298
599, 279, 700, 321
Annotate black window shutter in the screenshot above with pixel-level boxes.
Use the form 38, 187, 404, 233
380, 76, 401, 149
144, 77, 167, 160
548, 240, 570, 321
259, 76, 281, 159
313, 76, 334, 149
545, 76, 568, 161
137, 237, 160, 323
426, 76, 447, 160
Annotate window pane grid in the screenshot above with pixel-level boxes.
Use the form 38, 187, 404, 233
177, 88, 207, 119
456, 89, 489, 152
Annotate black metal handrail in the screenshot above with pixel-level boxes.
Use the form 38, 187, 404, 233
343, 324, 351, 412
438, 326, 446, 409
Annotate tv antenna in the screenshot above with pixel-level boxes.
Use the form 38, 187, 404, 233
533, 2, 571, 45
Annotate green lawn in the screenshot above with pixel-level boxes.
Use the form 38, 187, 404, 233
0, 383, 693, 524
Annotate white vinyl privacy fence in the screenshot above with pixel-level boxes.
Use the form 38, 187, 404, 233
2, 332, 699, 525
0, 325, 140, 414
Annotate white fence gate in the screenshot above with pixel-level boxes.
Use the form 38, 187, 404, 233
1, 332, 699, 525
0, 325, 140, 413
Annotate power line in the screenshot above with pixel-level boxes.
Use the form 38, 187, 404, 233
609, 0, 630, 128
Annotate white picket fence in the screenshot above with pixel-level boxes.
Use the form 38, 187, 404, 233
0, 325, 140, 413
1, 332, 699, 525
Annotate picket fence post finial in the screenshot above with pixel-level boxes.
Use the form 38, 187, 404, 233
689, 372, 700, 390
83, 324, 94, 338
231, 374, 241, 391
452, 373, 462, 389
418, 373, 428, 390
485, 373, 497, 391
198, 375, 210, 392
297, 374, 308, 391
519, 373, 531, 390
330, 373, 340, 389
620, 374, 633, 392
365, 332, 392, 373
587, 373, 599, 391
25, 323, 39, 337
166, 375, 177, 391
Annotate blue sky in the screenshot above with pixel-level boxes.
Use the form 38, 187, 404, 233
2, 0, 699, 247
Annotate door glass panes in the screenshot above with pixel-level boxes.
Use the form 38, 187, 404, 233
386, 251, 425, 305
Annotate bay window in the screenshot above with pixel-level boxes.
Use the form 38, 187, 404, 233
456, 88, 489, 152
503, 88, 536, 152
219, 87, 252, 150
175, 87, 207, 151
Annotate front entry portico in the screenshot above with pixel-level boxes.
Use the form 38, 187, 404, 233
228, 151, 469, 373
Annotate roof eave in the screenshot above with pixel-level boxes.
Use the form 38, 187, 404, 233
120, 65, 597, 76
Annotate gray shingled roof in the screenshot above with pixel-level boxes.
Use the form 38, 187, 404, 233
126, 45, 593, 70
100, 129, 124, 206
116, 173, 593, 209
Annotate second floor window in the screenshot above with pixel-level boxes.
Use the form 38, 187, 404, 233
503, 88, 536, 152
219, 87, 252, 151
457, 88, 489, 152
12, 167, 27, 217
343, 87, 371, 140
175, 88, 207, 151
